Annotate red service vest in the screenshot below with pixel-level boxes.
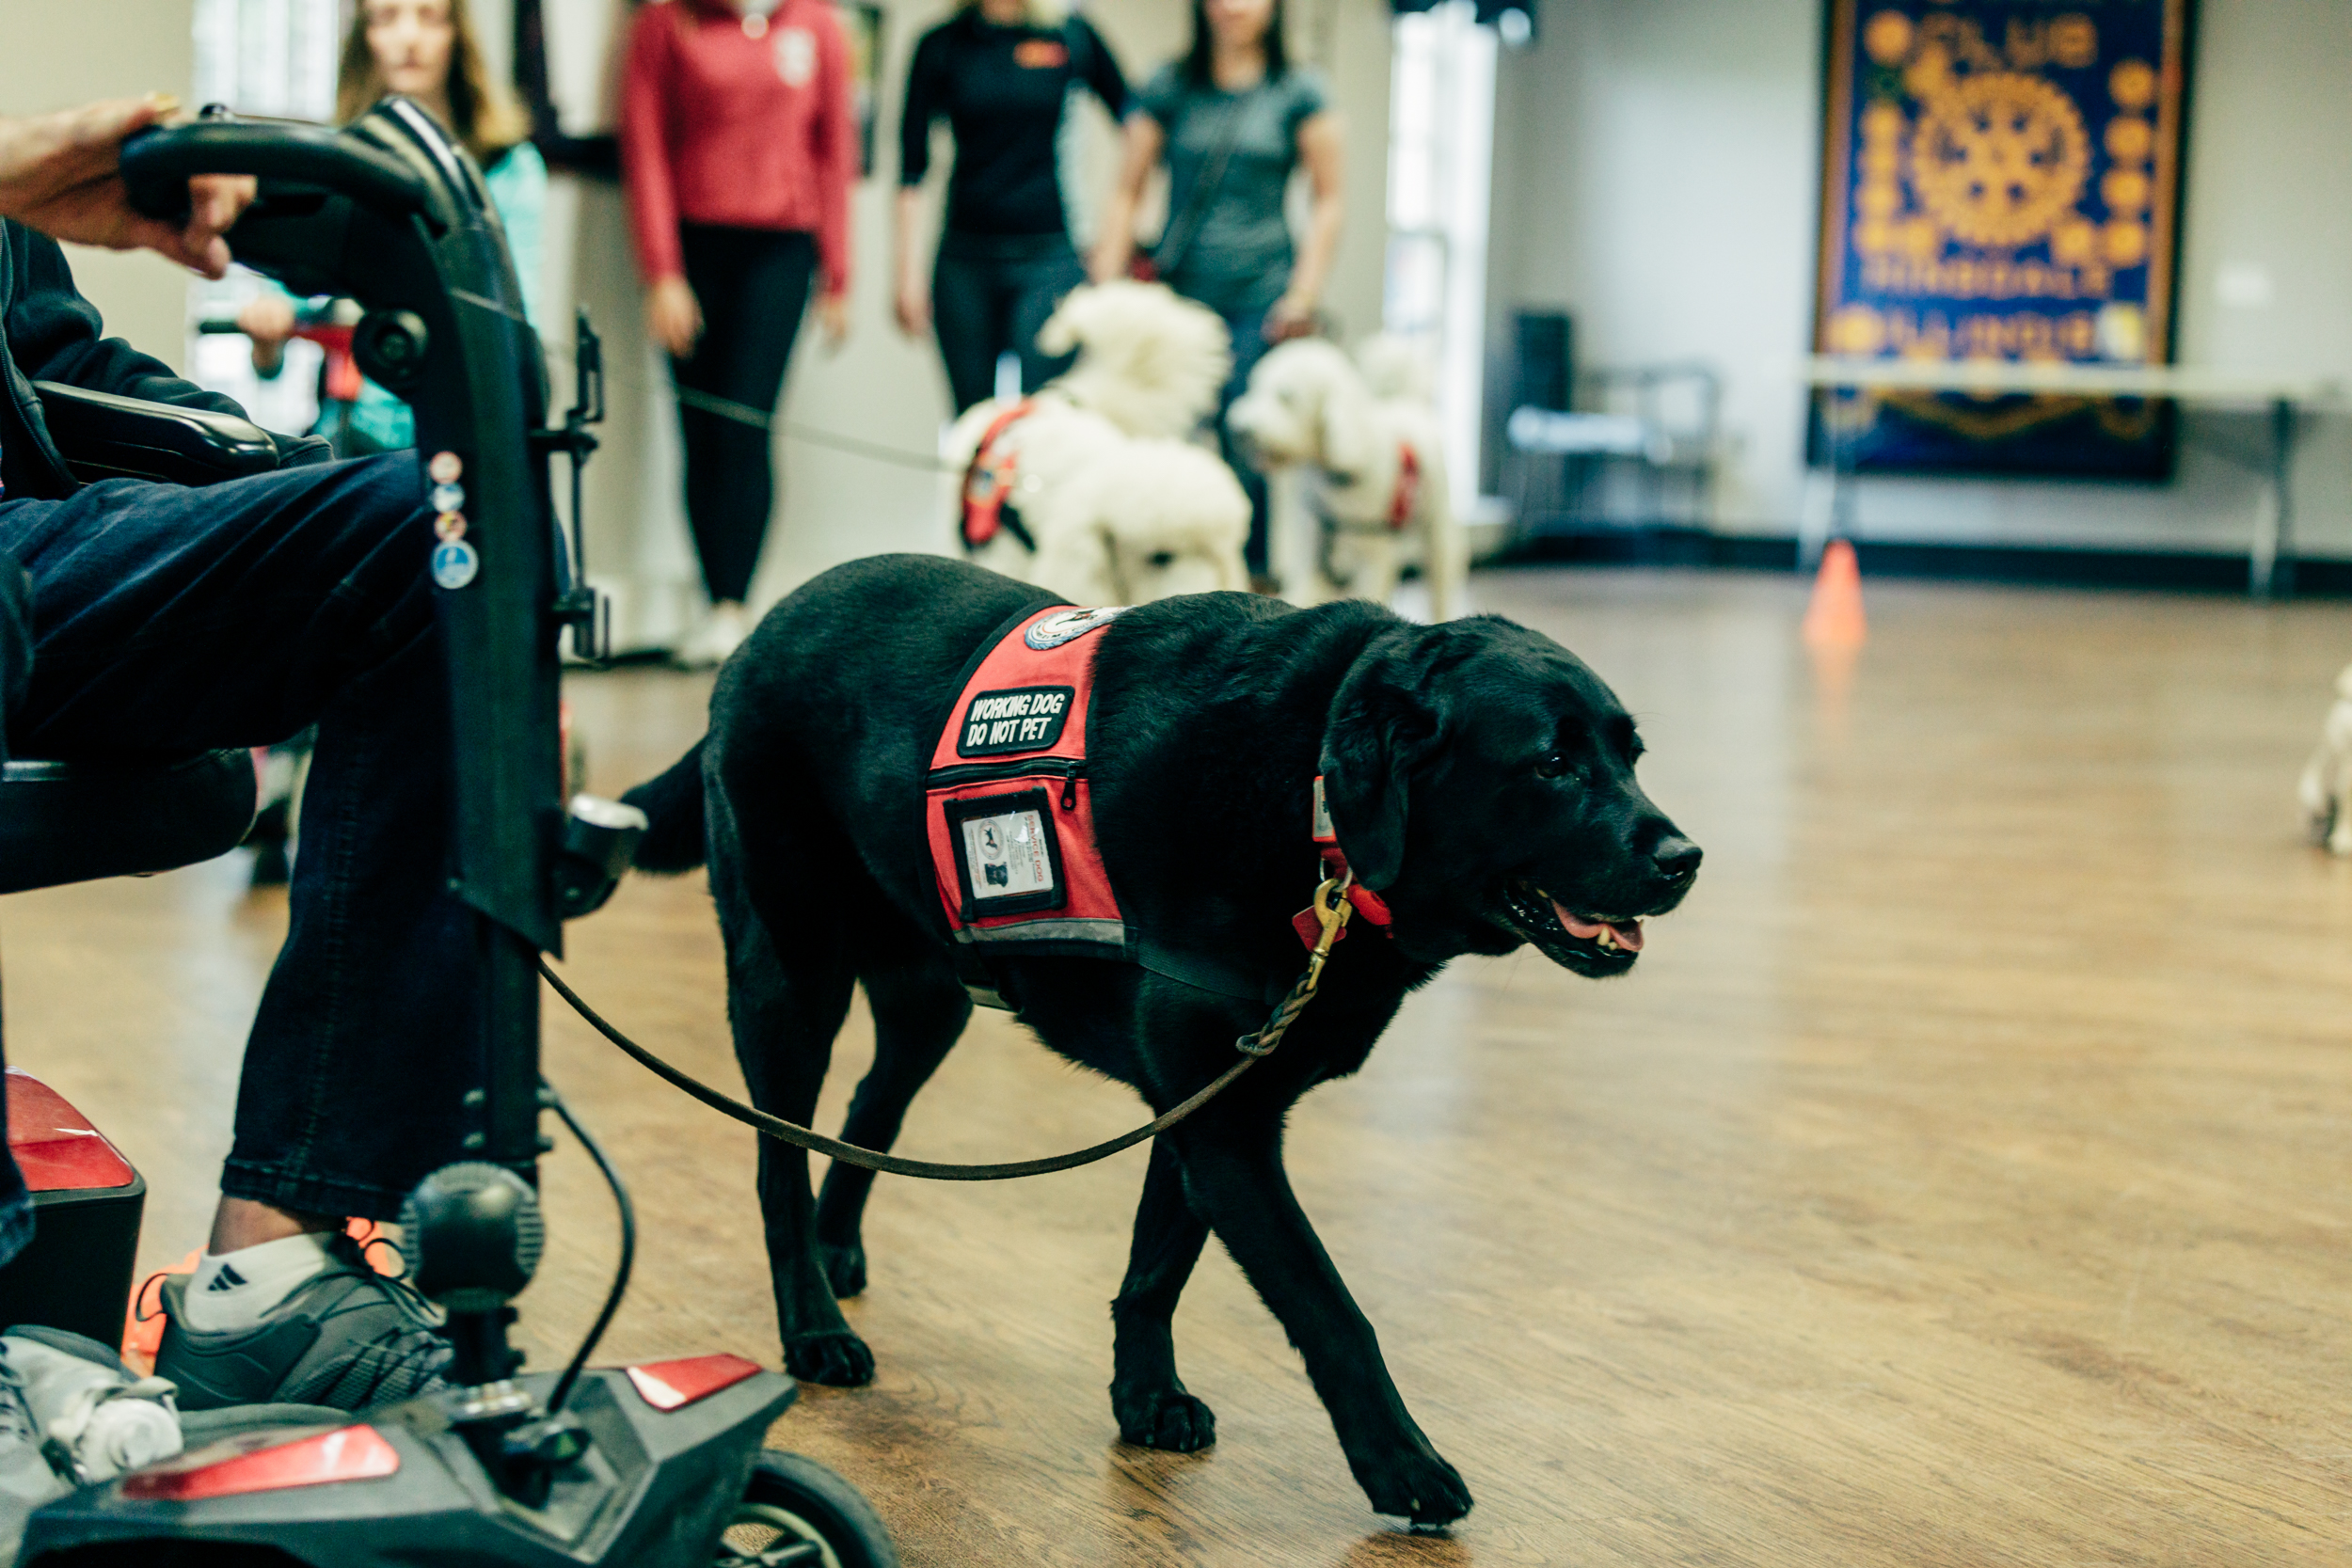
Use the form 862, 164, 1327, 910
924, 602, 1393, 1011
926, 605, 1135, 1001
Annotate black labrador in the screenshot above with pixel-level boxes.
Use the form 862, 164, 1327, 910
623, 554, 1700, 1526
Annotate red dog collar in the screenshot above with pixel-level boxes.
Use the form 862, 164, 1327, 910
1294, 774, 1394, 947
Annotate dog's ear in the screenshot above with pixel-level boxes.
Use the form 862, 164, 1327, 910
1318, 631, 1449, 892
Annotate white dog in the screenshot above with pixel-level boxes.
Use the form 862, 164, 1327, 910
2297, 663, 2352, 853
1030, 279, 1232, 439
946, 281, 1246, 605
1226, 335, 1465, 622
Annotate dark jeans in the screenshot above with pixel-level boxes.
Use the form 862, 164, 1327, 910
0, 453, 469, 1257
1171, 267, 1288, 577
672, 225, 817, 606
931, 230, 1085, 415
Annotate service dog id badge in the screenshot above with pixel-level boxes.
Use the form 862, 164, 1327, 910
943, 788, 1068, 918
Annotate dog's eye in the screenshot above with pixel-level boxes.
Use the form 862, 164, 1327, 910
1149, 550, 1176, 569
1533, 752, 1568, 780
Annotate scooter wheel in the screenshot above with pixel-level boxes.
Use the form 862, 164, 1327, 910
714, 1449, 900, 1568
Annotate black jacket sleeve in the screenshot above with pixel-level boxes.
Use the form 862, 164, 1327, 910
5, 224, 244, 417
1072, 17, 1129, 119
899, 24, 951, 187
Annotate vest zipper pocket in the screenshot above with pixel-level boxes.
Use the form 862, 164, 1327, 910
928, 757, 1086, 810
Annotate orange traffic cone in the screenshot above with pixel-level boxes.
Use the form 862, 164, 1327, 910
1801, 539, 1867, 648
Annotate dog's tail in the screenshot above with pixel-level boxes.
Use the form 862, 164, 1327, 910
621, 739, 708, 873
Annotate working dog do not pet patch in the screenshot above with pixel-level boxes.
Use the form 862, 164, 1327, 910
957, 685, 1073, 756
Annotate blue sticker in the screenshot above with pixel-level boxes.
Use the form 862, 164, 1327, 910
432, 539, 479, 590
431, 482, 466, 514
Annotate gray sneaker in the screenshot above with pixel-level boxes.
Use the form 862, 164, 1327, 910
153, 1235, 453, 1412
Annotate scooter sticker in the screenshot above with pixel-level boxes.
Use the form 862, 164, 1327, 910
428, 451, 462, 484
432, 539, 480, 590
431, 482, 466, 514
1022, 606, 1131, 650
434, 512, 467, 542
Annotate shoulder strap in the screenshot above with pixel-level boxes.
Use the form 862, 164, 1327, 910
1152, 88, 1248, 278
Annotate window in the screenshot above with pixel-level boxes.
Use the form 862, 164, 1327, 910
1384, 1, 1496, 511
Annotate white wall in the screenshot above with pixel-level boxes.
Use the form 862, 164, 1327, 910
542, 0, 1395, 649
0, 0, 200, 372
1487, 0, 2352, 558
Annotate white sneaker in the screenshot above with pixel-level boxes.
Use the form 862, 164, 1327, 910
674, 603, 750, 670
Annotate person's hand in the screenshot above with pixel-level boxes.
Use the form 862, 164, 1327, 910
893, 280, 929, 338
0, 96, 255, 278
236, 293, 296, 372
646, 275, 702, 358
817, 290, 850, 350
1263, 288, 1322, 342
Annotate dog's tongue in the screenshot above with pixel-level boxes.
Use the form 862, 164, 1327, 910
1552, 900, 1644, 952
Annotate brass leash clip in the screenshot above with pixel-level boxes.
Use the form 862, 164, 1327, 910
1301, 868, 1356, 990
1236, 868, 1358, 1058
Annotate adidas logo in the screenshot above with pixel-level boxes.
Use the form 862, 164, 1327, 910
204, 1264, 248, 1292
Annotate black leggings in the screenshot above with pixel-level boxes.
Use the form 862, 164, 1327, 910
672, 224, 816, 604
931, 230, 1085, 414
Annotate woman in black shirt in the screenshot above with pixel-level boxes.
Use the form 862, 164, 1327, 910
896, 0, 1128, 412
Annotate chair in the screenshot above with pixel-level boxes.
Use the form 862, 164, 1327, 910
0, 383, 326, 892
1502, 361, 1723, 550
0, 385, 321, 1337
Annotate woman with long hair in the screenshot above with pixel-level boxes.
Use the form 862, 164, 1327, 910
1089, 0, 1343, 591
621, 0, 856, 668
237, 0, 546, 453
231, 0, 548, 889
896, 0, 1128, 413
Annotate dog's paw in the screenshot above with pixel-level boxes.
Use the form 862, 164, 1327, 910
785, 1330, 876, 1387
1350, 1439, 1473, 1528
818, 1241, 867, 1298
1113, 1386, 1216, 1452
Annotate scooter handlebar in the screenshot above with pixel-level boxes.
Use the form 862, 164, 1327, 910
119, 121, 431, 227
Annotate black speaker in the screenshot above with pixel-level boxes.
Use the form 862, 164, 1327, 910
1484, 309, 1572, 493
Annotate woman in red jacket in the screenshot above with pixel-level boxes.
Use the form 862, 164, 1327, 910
622, 0, 856, 667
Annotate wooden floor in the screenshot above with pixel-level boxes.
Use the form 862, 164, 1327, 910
9, 566, 2352, 1565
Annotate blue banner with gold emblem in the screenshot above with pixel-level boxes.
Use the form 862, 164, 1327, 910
1810, 0, 2193, 477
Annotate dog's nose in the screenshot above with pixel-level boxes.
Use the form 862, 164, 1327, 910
1651, 836, 1703, 885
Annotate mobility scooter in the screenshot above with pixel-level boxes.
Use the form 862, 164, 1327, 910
0, 103, 897, 1566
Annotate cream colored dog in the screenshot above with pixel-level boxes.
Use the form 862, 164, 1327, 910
1031, 279, 1233, 438
946, 281, 1247, 605
1226, 336, 1465, 622
2297, 663, 2352, 853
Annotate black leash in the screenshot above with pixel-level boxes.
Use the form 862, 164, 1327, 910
535, 873, 1358, 1182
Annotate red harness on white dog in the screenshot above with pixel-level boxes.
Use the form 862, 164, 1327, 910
1385, 441, 1421, 531
961, 400, 1037, 551
926, 604, 1393, 1009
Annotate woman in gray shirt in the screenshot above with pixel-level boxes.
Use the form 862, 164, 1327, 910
1090, 0, 1344, 590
